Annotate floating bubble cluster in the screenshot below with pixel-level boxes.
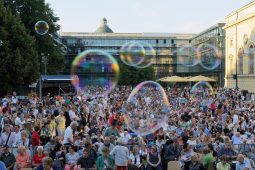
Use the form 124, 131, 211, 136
120, 42, 156, 68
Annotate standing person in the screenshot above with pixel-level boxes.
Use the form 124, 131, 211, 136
63, 121, 78, 145
110, 137, 129, 170
105, 120, 119, 137
163, 139, 178, 169
13, 125, 21, 146
0, 124, 15, 147
147, 145, 162, 170
56, 111, 66, 136
16, 146, 30, 170
32, 126, 41, 147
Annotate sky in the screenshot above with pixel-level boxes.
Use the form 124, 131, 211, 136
45, 0, 253, 34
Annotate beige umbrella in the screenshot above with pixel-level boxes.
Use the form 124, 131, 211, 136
188, 75, 216, 82
161, 76, 189, 82
157, 77, 167, 81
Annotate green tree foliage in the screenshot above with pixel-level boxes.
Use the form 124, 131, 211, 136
118, 60, 155, 86
4, 0, 64, 74
0, 0, 39, 94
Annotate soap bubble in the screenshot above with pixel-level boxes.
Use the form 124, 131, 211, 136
71, 50, 119, 97
35, 21, 49, 35
122, 81, 170, 136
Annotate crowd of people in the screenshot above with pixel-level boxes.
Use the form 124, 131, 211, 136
0, 86, 254, 170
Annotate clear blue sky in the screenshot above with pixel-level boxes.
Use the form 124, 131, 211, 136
45, 0, 253, 33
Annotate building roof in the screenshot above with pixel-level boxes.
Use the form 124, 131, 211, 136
95, 18, 114, 33
41, 75, 74, 81
60, 32, 195, 39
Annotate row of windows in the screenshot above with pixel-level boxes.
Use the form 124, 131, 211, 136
229, 46, 255, 75
62, 38, 176, 47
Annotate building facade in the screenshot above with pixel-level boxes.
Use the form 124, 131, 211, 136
180, 23, 225, 86
61, 18, 194, 79
224, 1, 255, 92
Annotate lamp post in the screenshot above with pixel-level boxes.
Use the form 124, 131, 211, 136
41, 53, 49, 75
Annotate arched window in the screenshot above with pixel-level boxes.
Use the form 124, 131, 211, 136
249, 44, 254, 74
238, 48, 244, 75
229, 55, 234, 75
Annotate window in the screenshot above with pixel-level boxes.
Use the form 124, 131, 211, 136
229, 55, 234, 75
230, 40, 233, 47
238, 48, 244, 75
249, 45, 254, 74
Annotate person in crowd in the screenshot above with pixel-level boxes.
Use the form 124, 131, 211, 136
0, 124, 15, 147
49, 143, 65, 169
189, 154, 204, 170
15, 130, 30, 147
105, 119, 120, 137
36, 157, 57, 170
63, 121, 78, 145
146, 145, 162, 170
96, 147, 114, 170
13, 125, 21, 145
236, 154, 252, 170
216, 155, 230, 170
56, 111, 66, 136
98, 136, 115, 155
110, 137, 129, 170
0, 145, 16, 170
180, 143, 193, 170
32, 146, 47, 168
77, 148, 96, 169
16, 146, 30, 170
32, 126, 41, 147
218, 143, 237, 159
128, 145, 145, 170
64, 145, 79, 170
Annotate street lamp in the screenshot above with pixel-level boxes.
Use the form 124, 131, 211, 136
41, 53, 49, 75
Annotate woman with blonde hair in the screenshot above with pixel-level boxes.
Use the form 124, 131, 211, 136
16, 146, 30, 169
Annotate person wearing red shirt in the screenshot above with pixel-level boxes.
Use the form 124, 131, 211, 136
32, 126, 41, 147
32, 146, 46, 168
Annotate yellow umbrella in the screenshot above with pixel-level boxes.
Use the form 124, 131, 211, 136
161, 76, 189, 82
188, 75, 216, 82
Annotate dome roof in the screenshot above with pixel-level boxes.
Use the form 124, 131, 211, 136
95, 18, 114, 33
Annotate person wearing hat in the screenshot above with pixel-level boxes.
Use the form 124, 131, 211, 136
110, 137, 129, 170
0, 145, 15, 170
0, 124, 15, 147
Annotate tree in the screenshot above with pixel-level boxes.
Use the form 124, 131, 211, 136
4, 0, 64, 74
0, 0, 39, 95
118, 60, 155, 86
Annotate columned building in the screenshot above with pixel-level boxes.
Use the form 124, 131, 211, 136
224, 1, 255, 92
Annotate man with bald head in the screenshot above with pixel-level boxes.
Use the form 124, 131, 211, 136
98, 136, 115, 155
236, 154, 252, 170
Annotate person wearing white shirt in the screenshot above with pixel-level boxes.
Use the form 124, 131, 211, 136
233, 114, 239, 125
64, 121, 78, 145
14, 113, 24, 129
13, 125, 21, 146
128, 145, 144, 170
110, 138, 129, 168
